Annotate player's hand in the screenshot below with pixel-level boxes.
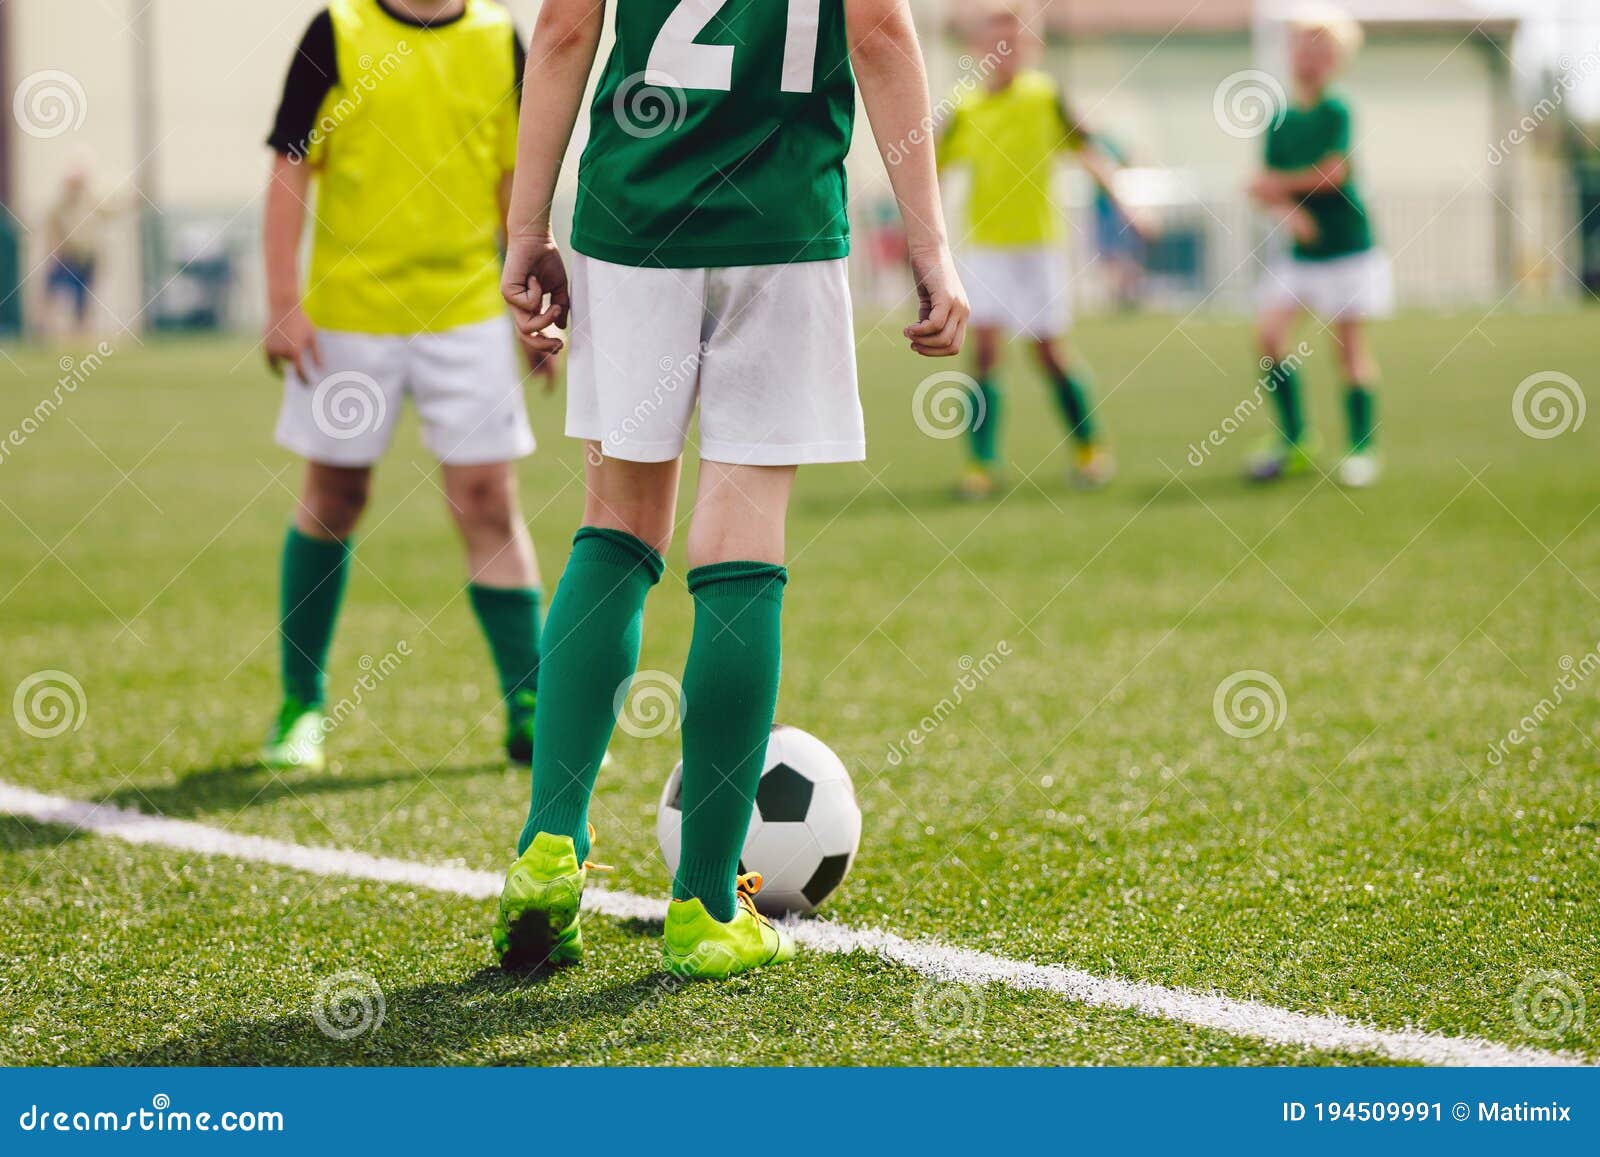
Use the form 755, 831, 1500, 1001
905, 247, 969, 358
502, 232, 569, 356
264, 302, 322, 381
1125, 208, 1161, 244
1287, 208, 1321, 246
519, 334, 560, 392
1248, 172, 1285, 203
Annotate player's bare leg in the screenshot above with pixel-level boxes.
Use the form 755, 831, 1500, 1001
1033, 335, 1114, 488
496, 449, 678, 969
1333, 318, 1381, 487
443, 461, 547, 765
261, 462, 371, 771
958, 325, 1005, 500
663, 460, 798, 978
1248, 303, 1318, 482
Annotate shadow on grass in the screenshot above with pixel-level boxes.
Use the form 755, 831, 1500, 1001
96, 966, 685, 1066
98, 758, 508, 821
0, 816, 89, 854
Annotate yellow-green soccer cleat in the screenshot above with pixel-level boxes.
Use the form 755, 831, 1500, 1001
258, 699, 326, 772
662, 873, 797, 980
1073, 444, 1117, 489
492, 828, 608, 970
1246, 432, 1321, 483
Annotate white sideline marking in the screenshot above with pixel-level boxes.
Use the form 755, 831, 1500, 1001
1, 780, 1587, 1068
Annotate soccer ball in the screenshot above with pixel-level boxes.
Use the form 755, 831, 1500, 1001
656, 724, 862, 917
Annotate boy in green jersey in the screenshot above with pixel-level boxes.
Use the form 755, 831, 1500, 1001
1249, 4, 1391, 488
936, 4, 1152, 499
492, 0, 968, 976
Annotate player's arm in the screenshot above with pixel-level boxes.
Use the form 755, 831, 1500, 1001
262, 11, 336, 378
500, 0, 604, 356
263, 157, 319, 378
1078, 139, 1158, 242
1252, 152, 1350, 201
847, 0, 967, 357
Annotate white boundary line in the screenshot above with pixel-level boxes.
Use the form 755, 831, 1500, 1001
1, 780, 1587, 1068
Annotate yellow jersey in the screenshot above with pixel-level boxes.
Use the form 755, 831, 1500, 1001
936, 70, 1082, 248
274, 0, 521, 334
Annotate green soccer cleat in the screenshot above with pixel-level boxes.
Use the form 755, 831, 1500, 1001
662, 873, 797, 980
1246, 432, 1321, 483
258, 699, 326, 772
492, 827, 607, 970
505, 689, 537, 767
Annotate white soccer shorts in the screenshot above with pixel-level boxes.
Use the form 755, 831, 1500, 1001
1259, 249, 1395, 322
565, 254, 864, 466
959, 245, 1071, 339
274, 314, 534, 467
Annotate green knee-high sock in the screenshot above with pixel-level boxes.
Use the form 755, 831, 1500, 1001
280, 527, 351, 708
967, 378, 1001, 466
518, 528, 663, 859
1345, 384, 1377, 452
1049, 369, 1098, 445
673, 561, 787, 922
1265, 361, 1306, 445
468, 584, 542, 709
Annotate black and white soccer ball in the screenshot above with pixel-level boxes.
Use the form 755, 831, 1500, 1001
657, 724, 861, 917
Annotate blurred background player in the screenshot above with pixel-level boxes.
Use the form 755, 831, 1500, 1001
492, 0, 966, 977
40, 157, 127, 343
936, 2, 1152, 500
259, 0, 550, 773
1248, 4, 1390, 488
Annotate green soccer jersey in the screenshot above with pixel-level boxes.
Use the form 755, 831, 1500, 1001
1265, 92, 1374, 261
571, 0, 855, 268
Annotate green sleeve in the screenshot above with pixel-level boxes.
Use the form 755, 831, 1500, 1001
1324, 97, 1353, 154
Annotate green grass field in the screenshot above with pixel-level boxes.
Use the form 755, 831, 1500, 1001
2, 308, 1596, 1066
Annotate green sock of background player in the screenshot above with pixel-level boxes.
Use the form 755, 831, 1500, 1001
673, 561, 787, 922
1048, 368, 1098, 444
967, 377, 1002, 467
518, 527, 663, 860
1345, 384, 1377, 452
279, 527, 351, 708
468, 584, 541, 723
1266, 360, 1307, 445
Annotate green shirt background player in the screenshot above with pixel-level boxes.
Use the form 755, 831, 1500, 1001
258, 0, 556, 776
490, 0, 968, 977
1247, 4, 1392, 489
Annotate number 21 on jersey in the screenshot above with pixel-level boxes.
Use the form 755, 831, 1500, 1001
646, 0, 822, 94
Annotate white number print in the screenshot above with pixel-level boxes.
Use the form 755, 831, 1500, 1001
646, 0, 819, 94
